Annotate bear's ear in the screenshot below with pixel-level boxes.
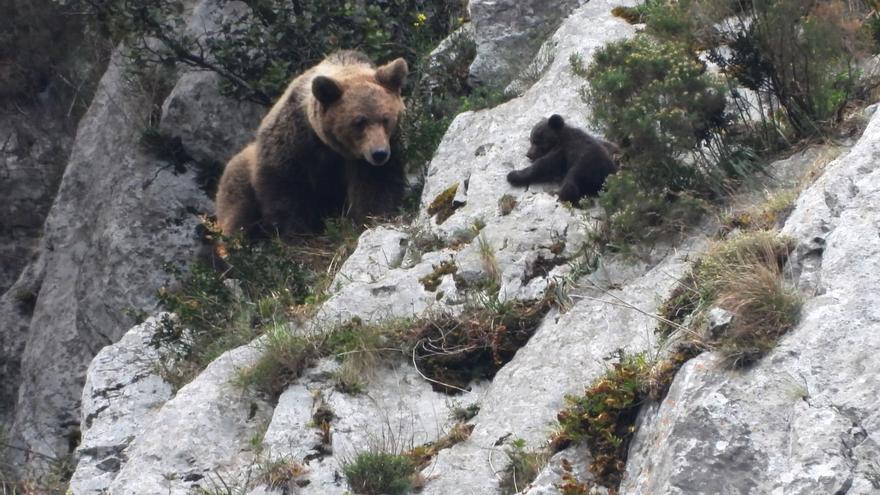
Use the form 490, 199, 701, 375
313, 76, 343, 106
548, 114, 565, 130
376, 58, 409, 93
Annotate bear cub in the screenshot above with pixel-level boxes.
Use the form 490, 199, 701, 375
507, 114, 618, 204
215, 50, 409, 237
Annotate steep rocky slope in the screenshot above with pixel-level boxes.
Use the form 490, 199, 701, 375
0, 0, 264, 474
2, 0, 878, 493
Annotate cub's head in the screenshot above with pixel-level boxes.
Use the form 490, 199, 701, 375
311, 58, 408, 166
526, 114, 566, 161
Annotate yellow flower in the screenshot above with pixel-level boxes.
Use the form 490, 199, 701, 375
413, 12, 427, 27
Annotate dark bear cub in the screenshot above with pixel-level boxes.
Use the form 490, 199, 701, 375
507, 114, 618, 203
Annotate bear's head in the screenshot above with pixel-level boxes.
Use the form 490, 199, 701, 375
311, 58, 408, 166
526, 114, 566, 161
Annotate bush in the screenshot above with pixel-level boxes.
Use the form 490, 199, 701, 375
343, 451, 415, 495
583, 34, 756, 245
645, 0, 869, 143
154, 235, 313, 388
586, 35, 737, 192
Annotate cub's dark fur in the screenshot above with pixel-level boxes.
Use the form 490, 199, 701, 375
507, 114, 618, 203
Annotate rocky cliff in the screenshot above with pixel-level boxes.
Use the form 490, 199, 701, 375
2, 0, 879, 493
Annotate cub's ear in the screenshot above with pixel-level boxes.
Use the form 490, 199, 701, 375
548, 114, 565, 130
376, 58, 409, 93
313, 76, 343, 106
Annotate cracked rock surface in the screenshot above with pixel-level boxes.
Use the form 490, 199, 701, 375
621, 107, 880, 495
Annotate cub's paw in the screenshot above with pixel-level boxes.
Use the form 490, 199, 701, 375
557, 182, 580, 204
507, 170, 529, 186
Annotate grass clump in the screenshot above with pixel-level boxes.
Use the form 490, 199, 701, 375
427, 183, 462, 224
343, 451, 416, 495
153, 233, 314, 389
235, 324, 314, 397
498, 438, 549, 494
410, 295, 553, 394
657, 231, 802, 366
721, 190, 797, 233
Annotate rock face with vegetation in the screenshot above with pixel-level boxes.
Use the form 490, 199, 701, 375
622, 107, 880, 495
3, 0, 880, 493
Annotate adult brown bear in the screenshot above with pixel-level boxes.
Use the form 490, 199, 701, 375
215, 51, 408, 237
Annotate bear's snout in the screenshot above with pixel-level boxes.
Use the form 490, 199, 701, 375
526, 147, 539, 161
370, 148, 390, 165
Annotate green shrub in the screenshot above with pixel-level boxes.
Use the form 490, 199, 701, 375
583, 34, 755, 245
343, 451, 415, 495
644, 0, 868, 142
597, 171, 706, 248
553, 352, 650, 489
154, 235, 312, 388
586, 36, 734, 191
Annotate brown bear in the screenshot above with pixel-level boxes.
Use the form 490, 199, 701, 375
215, 50, 409, 237
507, 114, 619, 204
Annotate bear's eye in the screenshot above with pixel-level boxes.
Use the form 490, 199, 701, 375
352, 116, 368, 129
381, 116, 391, 127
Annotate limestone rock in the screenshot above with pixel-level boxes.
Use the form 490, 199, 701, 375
621, 100, 880, 495
468, 0, 586, 88
69, 316, 174, 494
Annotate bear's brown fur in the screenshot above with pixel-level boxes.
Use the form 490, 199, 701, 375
215, 51, 408, 237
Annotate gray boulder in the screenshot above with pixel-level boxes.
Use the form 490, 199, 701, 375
468, 0, 586, 88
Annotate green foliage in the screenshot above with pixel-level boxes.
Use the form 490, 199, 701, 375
583, 34, 752, 246
586, 36, 734, 191
235, 324, 314, 397
77, 0, 466, 103
498, 439, 549, 494
343, 451, 415, 495
154, 235, 312, 388
553, 352, 651, 489
597, 171, 706, 248
644, 0, 868, 142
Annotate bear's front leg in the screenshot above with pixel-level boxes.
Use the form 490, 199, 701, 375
343, 159, 405, 223
252, 166, 310, 235
507, 148, 566, 186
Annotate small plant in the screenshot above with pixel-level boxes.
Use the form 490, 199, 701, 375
656, 231, 801, 366
450, 403, 481, 422
406, 422, 474, 469
498, 439, 549, 494
427, 183, 462, 224
343, 451, 416, 495
235, 324, 314, 398
552, 352, 650, 489
721, 190, 797, 233
419, 259, 458, 291
498, 194, 517, 216
255, 457, 307, 490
